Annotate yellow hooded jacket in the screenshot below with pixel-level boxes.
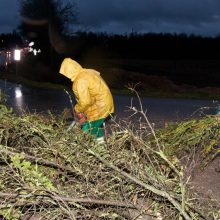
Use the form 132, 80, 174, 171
60, 58, 114, 121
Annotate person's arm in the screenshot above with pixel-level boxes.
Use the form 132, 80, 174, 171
74, 79, 91, 113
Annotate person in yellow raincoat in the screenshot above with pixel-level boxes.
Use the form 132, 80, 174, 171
59, 58, 114, 143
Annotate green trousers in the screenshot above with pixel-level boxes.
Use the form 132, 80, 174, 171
81, 118, 105, 139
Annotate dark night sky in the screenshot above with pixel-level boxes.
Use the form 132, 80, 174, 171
0, 0, 19, 33
1, 0, 220, 36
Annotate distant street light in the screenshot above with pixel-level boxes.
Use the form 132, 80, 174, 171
14, 49, 21, 76
14, 49, 21, 61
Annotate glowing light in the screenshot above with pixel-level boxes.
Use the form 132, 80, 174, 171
29, 42, 35, 47
33, 49, 37, 56
14, 49, 21, 61
15, 87, 22, 98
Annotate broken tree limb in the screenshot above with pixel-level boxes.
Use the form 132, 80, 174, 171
0, 192, 136, 209
87, 149, 192, 220
0, 192, 156, 220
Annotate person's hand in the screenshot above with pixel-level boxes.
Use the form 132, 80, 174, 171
74, 111, 87, 125
78, 113, 86, 125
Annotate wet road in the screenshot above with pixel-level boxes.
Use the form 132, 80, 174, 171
0, 80, 218, 126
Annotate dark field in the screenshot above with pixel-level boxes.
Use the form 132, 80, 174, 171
82, 58, 220, 87
1, 58, 220, 100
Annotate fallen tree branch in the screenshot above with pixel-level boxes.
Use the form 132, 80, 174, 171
0, 192, 155, 220
0, 192, 136, 209
88, 149, 192, 220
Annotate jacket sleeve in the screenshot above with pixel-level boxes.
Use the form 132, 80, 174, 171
74, 79, 91, 113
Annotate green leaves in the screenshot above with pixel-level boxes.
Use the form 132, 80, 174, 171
10, 154, 55, 190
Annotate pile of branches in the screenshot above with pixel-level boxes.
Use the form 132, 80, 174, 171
157, 116, 220, 168
0, 103, 219, 220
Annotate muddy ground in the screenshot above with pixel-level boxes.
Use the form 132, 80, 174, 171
191, 156, 220, 206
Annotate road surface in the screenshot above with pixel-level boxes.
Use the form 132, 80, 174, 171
0, 80, 218, 127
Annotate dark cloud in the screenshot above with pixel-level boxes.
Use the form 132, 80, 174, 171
0, 0, 20, 33
74, 0, 220, 36
1, 0, 220, 36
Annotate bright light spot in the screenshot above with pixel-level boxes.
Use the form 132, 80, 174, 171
15, 87, 22, 98
14, 49, 21, 61
29, 42, 35, 47
33, 49, 37, 56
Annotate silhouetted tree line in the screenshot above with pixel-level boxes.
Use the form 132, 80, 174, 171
67, 32, 220, 60
0, 32, 23, 50
2, 31, 220, 60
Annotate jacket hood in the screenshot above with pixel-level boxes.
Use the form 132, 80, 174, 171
59, 58, 83, 81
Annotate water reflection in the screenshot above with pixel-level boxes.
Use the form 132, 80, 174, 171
15, 87, 22, 98
14, 86, 24, 110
